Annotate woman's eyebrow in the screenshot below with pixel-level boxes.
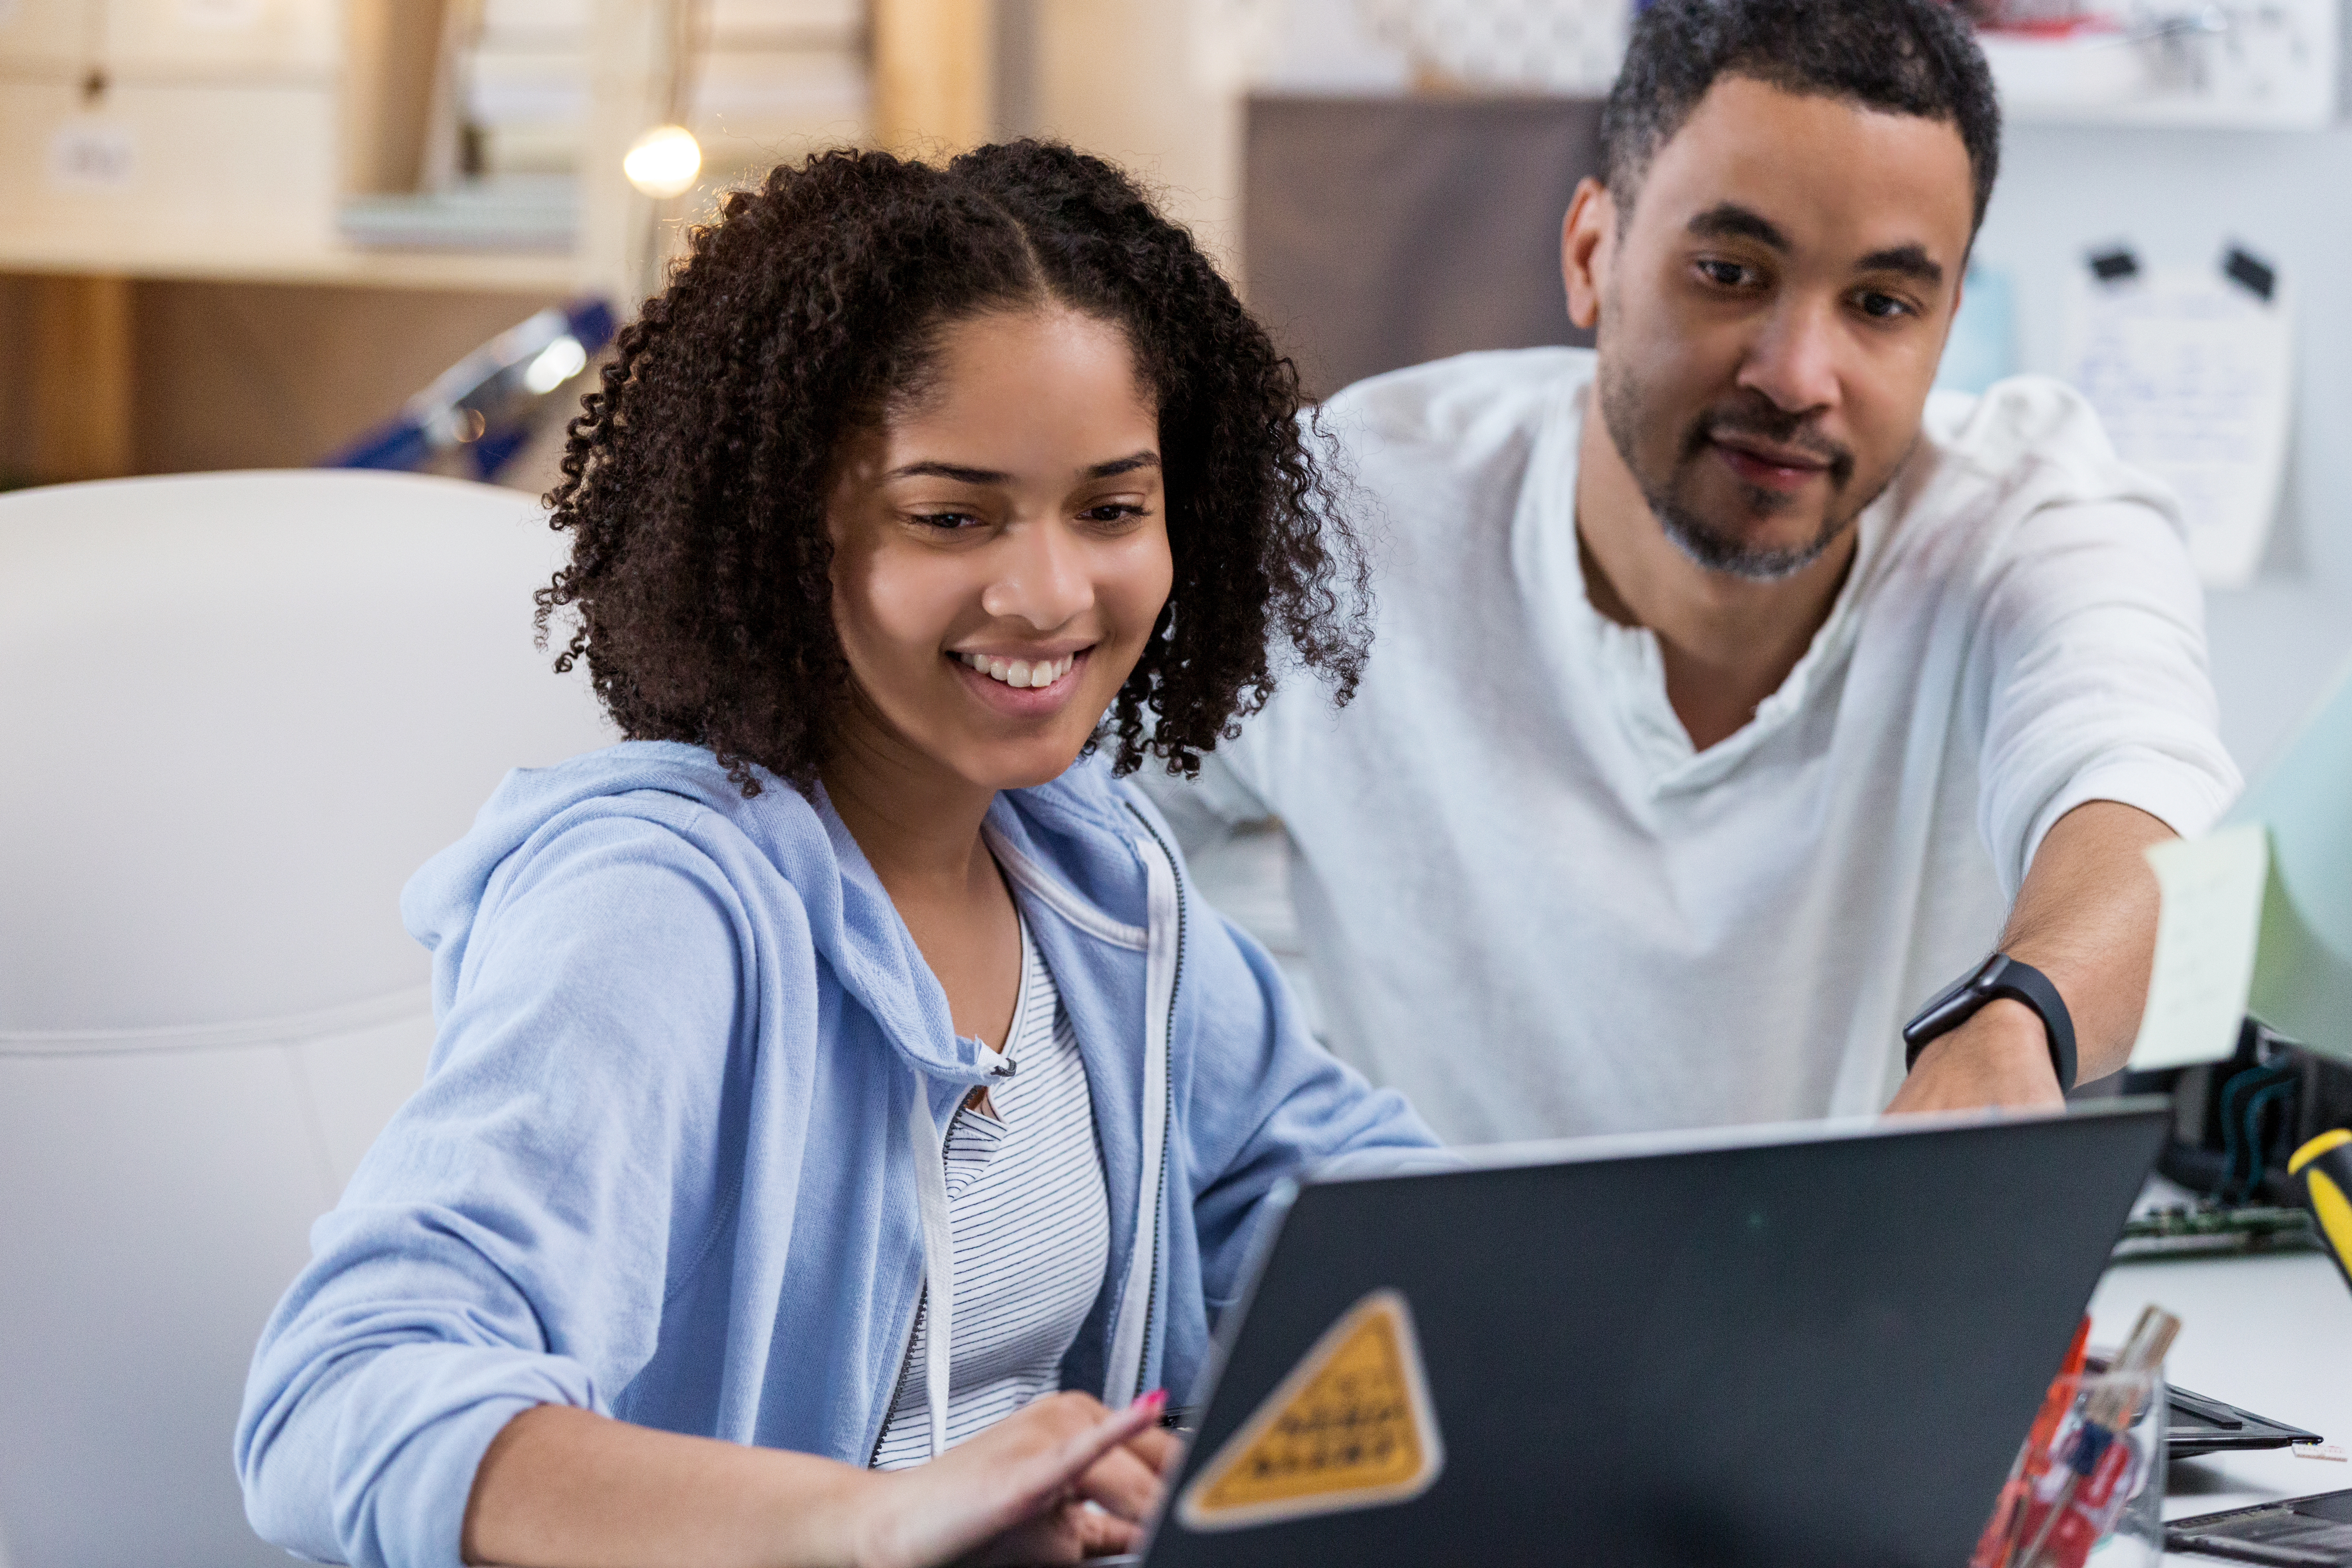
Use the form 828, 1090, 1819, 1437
886, 461, 1009, 483
1085, 451, 1161, 479
884, 452, 1160, 483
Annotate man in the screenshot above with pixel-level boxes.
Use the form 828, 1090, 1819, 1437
1149, 0, 2240, 1144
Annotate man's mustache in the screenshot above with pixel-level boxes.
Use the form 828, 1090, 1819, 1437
1683, 401, 1855, 489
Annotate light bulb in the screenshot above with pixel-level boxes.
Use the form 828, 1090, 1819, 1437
624, 125, 702, 199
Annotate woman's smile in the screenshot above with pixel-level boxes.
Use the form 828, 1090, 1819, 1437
950, 645, 1090, 710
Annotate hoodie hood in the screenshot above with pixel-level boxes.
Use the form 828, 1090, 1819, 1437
403, 739, 1048, 1087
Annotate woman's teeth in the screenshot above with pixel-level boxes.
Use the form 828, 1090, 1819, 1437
960, 651, 1076, 689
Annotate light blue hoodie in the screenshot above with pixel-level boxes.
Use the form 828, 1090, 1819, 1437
236, 741, 1433, 1568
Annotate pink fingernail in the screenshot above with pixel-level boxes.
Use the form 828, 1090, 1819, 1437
1141, 1389, 1167, 1409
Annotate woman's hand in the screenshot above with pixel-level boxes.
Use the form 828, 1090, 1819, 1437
461, 1393, 1175, 1568
854, 1390, 1177, 1568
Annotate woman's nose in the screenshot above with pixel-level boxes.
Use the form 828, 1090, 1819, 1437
979, 517, 1091, 629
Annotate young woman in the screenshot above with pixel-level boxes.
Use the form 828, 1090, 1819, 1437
236, 142, 1433, 1568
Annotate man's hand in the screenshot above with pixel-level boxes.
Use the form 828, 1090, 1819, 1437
1884, 997, 2065, 1115
854, 1390, 1178, 1568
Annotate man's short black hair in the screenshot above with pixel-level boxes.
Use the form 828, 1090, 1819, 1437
1599, 0, 2001, 230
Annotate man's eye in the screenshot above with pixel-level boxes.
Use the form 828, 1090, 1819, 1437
1856, 291, 1913, 321
1696, 259, 1751, 288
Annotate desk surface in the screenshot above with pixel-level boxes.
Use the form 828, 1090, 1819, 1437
2087, 1251, 2352, 1559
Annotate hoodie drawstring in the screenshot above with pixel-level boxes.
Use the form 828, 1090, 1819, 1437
1103, 831, 1178, 1406
900, 829, 1177, 1457
906, 1077, 957, 1461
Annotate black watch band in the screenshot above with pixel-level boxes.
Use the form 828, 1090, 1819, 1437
1902, 953, 2078, 1093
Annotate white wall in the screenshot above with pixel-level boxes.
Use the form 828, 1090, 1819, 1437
1008, 0, 1245, 272
1970, 122, 2352, 778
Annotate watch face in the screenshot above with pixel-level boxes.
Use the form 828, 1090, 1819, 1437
1923, 973, 1973, 1013
1929, 956, 2000, 1012
1905, 954, 2006, 1051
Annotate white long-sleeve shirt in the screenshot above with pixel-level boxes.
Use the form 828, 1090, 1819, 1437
1150, 348, 2241, 1145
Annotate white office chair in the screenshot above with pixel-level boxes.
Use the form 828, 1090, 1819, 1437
0, 471, 616, 1568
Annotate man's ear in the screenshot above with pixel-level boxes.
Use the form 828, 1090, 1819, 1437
1561, 177, 1613, 333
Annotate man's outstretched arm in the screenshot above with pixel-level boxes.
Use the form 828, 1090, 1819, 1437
1887, 799, 2172, 1113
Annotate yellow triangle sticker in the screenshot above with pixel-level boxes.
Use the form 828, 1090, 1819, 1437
1176, 1287, 1444, 1532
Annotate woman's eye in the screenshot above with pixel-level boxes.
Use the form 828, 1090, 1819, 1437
911, 510, 986, 530
1079, 503, 1147, 525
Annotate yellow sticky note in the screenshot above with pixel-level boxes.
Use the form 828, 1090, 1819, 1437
2128, 823, 2270, 1071
1176, 1288, 1443, 1533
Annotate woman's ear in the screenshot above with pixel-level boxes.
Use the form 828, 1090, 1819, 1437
1561, 178, 1615, 334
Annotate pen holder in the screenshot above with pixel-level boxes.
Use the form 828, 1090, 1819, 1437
1975, 1366, 2168, 1568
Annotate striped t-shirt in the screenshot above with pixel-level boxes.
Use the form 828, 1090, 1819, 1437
871, 914, 1111, 1468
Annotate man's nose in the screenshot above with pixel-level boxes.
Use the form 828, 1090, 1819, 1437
979, 516, 1091, 630
1738, 294, 1843, 416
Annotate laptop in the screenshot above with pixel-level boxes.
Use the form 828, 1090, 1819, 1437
2167, 1488, 2352, 1564
2103, 1363, 2322, 1459
1122, 1100, 2171, 1568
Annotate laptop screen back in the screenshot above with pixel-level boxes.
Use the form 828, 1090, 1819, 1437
1145, 1103, 2170, 1568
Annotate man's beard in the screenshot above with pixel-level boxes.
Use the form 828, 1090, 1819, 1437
1597, 355, 1883, 583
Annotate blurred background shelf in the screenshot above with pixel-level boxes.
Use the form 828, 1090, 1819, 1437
0, 0, 1236, 495
0, 240, 580, 291
0, 0, 936, 492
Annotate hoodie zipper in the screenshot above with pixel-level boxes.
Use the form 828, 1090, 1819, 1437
867, 1095, 957, 1468
872, 812, 1184, 1461
1124, 804, 1186, 1401
867, 1287, 924, 1467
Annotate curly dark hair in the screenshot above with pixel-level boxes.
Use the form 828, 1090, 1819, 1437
536, 140, 1368, 797
1600, 0, 2001, 230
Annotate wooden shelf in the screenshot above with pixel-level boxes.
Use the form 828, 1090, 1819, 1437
0, 0, 998, 485
0, 234, 579, 293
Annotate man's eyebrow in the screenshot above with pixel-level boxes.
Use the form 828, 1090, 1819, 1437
1684, 207, 1949, 289
1085, 451, 1161, 479
1856, 244, 1945, 287
1686, 203, 1789, 252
